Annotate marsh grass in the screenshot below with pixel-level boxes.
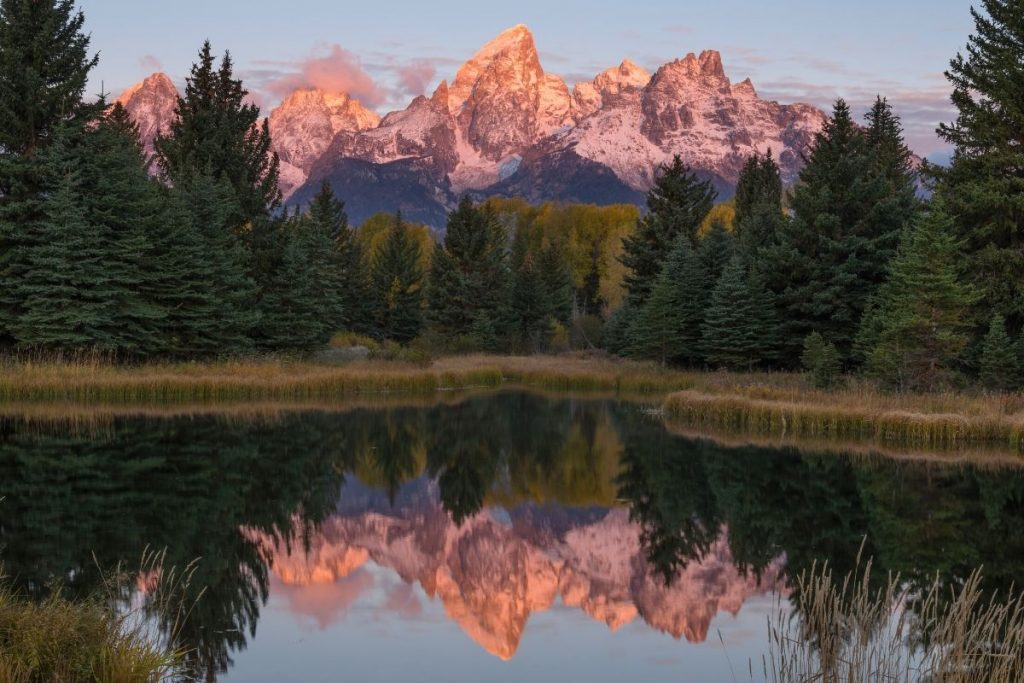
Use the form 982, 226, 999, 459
664, 380, 1024, 454
0, 354, 694, 404
764, 559, 1024, 683
0, 550, 194, 683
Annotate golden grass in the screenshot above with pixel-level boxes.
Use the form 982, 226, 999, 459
3, 353, 1024, 456
0, 354, 695, 405
663, 377, 1024, 455
765, 558, 1024, 683
0, 561, 187, 683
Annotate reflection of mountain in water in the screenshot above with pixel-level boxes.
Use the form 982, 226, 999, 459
247, 476, 785, 659
2, 392, 1023, 681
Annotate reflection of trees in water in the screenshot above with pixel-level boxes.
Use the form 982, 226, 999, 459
1, 394, 1023, 679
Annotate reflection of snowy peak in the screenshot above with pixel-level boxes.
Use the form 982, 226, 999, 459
244, 480, 785, 660
118, 24, 828, 227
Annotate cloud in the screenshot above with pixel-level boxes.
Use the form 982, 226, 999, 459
262, 44, 388, 107
139, 54, 162, 72
757, 77, 956, 155
394, 59, 437, 97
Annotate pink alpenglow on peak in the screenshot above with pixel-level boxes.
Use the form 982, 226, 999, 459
117, 25, 829, 222
115, 72, 179, 158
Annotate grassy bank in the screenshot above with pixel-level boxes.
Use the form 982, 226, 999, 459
663, 380, 1024, 453
4, 353, 1024, 455
0, 354, 697, 404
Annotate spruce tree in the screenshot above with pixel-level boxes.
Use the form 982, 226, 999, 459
801, 332, 843, 389
621, 156, 716, 307
307, 182, 372, 335
931, 0, 1024, 331
773, 99, 910, 362
304, 182, 346, 332
979, 315, 1021, 391
427, 196, 509, 339
858, 203, 978, 391
578, 243, 607, 318
0, 0, 97, 163
155, 41, 280, 232
0, 0, 99, 341
602, 304, 637, 356
172, 173, 258, 355
12, 152, 111, 352
538, 242, 574, 325
371, 213, 425, 344
698, 219, 736, 285
734, 150, 783, 227
700, 256, 779, 370
630, 236, 709, 366
256, 218, 327, 353
509, 255, 552, 352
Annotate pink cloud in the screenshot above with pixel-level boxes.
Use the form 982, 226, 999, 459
139, 54, 162, 72
395, 59, 437, 97
264, 44, 387, 107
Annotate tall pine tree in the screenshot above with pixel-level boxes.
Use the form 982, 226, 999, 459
427, 196, 509, 338
857, 203, 978, 391
371, 213, 425, 344
621, 156, 716, 307
772, 99, 910, 362
155, 41, 280, 233
931, 0, 1024, 333
630, 236, 709, 366
700, 256, 780, 370
0, 0, 99, 343
733, 150, 783, 227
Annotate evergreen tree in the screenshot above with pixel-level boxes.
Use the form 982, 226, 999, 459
155, 41, 280, 232
700, 256, 779, 370
304, 182, 347, 331
427, 196, 509, 338
734, 150, 783, 227
12, 153, 111, 352
621, 156, 716, 307
0, 0, 97, 164
306, 182, 373, 335
172, 173, 258, 355
772, 99, 910, 362
931, 0, 1024, 332
578, 243, 607, 318
371, 213, 425, 344
602, 304, 636, 356
630, 236, 709, 366
0, 0, 99, 341
508, 255, 552, 352
698, 219, 736, 285
538, 242, 574, 325
801, 332, 843, 389
979, 315, 1021, 391
256, 218, 327, 353
858, 204, 978, 391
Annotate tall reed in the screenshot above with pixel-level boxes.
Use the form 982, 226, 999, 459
763, 560, 1024, 683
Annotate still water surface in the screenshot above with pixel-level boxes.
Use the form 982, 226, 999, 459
1, 390, 1022, 681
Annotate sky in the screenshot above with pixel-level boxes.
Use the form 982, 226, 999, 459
78, 0, 977, 158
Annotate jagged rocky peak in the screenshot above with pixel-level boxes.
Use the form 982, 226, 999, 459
573, 59, 652, 116
115, 72, 179, 155
448, 23, 541, 112
268, 88, 381, 197
448, 23, 575, 161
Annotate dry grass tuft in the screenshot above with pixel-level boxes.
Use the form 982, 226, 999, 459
764, 559, 1024, 682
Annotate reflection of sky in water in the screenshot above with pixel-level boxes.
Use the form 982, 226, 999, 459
226, 559, 784, 683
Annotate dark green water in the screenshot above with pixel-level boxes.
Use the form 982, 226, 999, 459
1, 390, 1022, 682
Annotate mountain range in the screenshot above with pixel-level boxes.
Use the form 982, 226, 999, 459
117, 24, 829, 227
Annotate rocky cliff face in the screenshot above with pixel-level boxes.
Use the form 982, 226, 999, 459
114, 72, 179, 160
244, 478, 786, 660
118, 25, 829, 226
